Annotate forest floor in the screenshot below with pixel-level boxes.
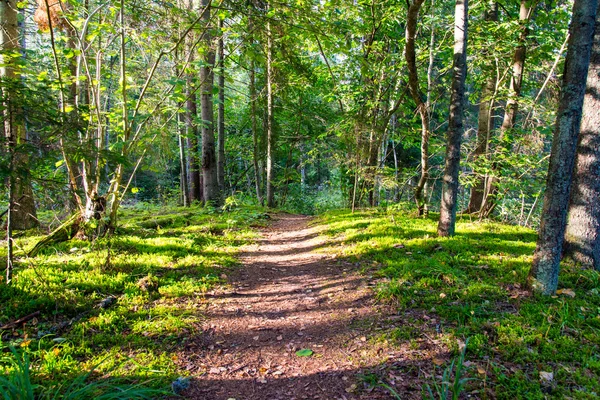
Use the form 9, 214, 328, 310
181, 214, 432, 399
2, 206, 599, 399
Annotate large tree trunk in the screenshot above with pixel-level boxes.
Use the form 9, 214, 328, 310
466, 1, 498, 214
200, 0, 219, 204
563, 11, 600, 271
265, 9, 275, 208
529, 0, 598, 295
437, 0, 468, 237
405, 0, 430, 216
217, 17, 226, 192
1, 0, 38, 230
480, 0, 531, 217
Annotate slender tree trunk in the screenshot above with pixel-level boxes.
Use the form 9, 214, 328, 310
185, 0, 201, 202
480, 0, 531, 216
1, 0, 38, 230
466, 1, 498, 213
265, 9, 275, 208
563, 9, 600, 271
250, 59, 263, 205
405, 0, 430, 216
177, 109, 190, 207
217, 17, 226, 192
200, 0, 218, 205
438, 0, 469, 237
529, 0, 598, 294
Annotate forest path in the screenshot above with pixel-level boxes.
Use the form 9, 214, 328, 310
180, 214, 421, 400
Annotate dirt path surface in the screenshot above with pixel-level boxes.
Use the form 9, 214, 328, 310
180, 214, 427, 399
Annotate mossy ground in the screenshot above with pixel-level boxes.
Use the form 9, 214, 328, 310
315, 206, 600, 399
2, 203, 599, 398
0, 204, 267, 393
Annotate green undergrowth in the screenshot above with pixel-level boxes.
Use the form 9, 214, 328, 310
317, 206, 600, 399
0, 203, 267, 396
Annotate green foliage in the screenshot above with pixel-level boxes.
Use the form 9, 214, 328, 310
0, 346, 162, 399
424, 339, 472, 400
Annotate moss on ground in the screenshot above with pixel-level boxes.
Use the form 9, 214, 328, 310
316, 207, 600, 399
0, 204, 267, 393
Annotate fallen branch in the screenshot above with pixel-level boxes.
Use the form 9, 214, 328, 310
0, 311, 41, 330
28, 213, 81, 257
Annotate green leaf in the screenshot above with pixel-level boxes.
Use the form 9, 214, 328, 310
295, 349, 313, 357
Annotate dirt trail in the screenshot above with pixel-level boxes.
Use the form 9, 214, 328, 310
181, 214, 423, 399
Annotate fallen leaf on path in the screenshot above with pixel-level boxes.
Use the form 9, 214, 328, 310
295, 349, 313, 357
276, 335, 283, 341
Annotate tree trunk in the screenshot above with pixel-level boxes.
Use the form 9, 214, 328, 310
200, 0, 219, 205
250, 59, 263, 205
466, 1, 498, 214
265, 9, 276, 208
1, 0, 38, 230
563, 9, 600, 271
437, 0, 469, 237
217, 17, 226, 192
529, 0, 598, 294
185, 0, 201, 203
405, 0, 430, 216
480, 0, 531, 216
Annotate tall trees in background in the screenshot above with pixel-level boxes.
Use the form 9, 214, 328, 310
564, 11, 600, 271
1, 0, 38, 231
478, 0, 533, 217
465, 1, 497, 214
529, 0, 597, 294
437, 0, 469, 237
405, 0, 430, 216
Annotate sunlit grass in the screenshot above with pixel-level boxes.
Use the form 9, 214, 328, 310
317, 207, 600, 398
0, 203, 266, 393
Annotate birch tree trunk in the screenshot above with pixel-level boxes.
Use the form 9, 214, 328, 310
564, 9, 600, 271
437, 0, 468, 237
529, 0, 598, 294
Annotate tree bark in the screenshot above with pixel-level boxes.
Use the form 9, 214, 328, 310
200, 0, 219, 205
466, 1, 498, 213
529, 0, 598, 294
437, 0, 469, 237
250, 59, 263, 205
186, 0, 201, 203
564, 9, 600, 271
217, 17, 226, 192
265, 8, 275, 208
405, 0, 430, 216
1, 0, 38, 230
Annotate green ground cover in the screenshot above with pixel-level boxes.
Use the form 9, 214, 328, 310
316, 207, 600, 399
0, 204, 267, 398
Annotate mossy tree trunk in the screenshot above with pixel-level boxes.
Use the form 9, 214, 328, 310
529, 0, 598, 294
